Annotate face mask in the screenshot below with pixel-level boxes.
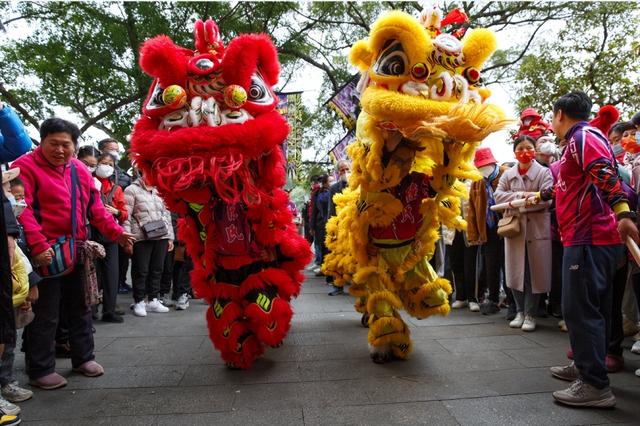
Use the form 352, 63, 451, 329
96, 164, 115, 178
87, 165, 97, 173
340, 172, 350, 183
621, 136, 640, 154
13, 199, 27, 217
106, 150, 121, 162
478, 164, 496, 178
515, 150, 536, 164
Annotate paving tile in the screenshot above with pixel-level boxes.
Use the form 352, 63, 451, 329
24, 415, 158, 425
154, 408, 304, 426
436, 335, 541, 353
504, 347, 571, 368
179, 359, 301, 386
231, 380, 371, 410
443, 392, 612, 426
21, 385, 235, 421
63, 365, 188, 390
304, 401, 459, 426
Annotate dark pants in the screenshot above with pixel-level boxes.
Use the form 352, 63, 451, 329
608, 258, 628, 356
96, 241, 119, 316
132, 239, 169, 303
118, 246, 130, 288
479, 227, 503, 303
159, 248, 175, 297
563, 244, 624, 389
172, 255, 193, 299
24, 264, 95, 379
549, 240, 564, 312
450, 231, 480, 302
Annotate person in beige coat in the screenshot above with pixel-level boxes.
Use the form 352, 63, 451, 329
123, 174, 174, 317
495, 135, 553, 332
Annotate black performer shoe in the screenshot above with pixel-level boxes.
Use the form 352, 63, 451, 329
361, 313, 370, 328
370, 351, 391, 364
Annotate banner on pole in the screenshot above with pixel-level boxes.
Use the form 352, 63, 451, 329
277, 92, 303, 183
326, 74, 361, 130
328, 131, 355, 163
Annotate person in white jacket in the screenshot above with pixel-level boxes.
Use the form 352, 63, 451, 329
123, 174, 174, 317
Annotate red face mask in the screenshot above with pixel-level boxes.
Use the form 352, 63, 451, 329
515, 150, 536, 164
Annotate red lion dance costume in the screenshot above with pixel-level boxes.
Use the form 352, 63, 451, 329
130, 20, 311, 369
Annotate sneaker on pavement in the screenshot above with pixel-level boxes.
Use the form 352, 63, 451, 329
176, 294, 190, 311
558, 320, 568, 332
146, 298, 170, 313
480, 301, 500, 315
521, 315, 536, 332
132, 301, 147, 317
73, 360, 104, 377
451, 300, 468, 309
550, 362, 579, 382
509, 312, 525, 328
631, 340, 640, 354
469, 302, 480, 312
0, 413, 20, 426
29, 372, 67, 390
160, 295, 175, 307
328, 287, 344, 296
605, 354, 624, 373
552, 379, 616, 408
0, 397, 19, 416
636, 368, 640, 377
1, 382, 32, 403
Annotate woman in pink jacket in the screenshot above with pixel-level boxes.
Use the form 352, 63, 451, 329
11, 118, 134, 390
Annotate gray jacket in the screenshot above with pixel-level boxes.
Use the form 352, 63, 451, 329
123, 179, 174, 241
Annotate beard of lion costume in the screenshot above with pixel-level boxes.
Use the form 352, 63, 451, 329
130, 19, 311, 369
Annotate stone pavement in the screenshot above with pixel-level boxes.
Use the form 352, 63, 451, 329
14, 272, 640, 425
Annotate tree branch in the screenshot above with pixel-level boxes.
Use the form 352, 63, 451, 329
0, 82, 41, 128
483, 18, 547, 73
79, 92, 145, 133
279, 48, 339, 92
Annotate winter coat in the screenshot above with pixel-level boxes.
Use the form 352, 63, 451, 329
114, 165, 132, 190
97, 177, 128, 224
494, 161, 553, 294
466, 166, 507, 245
12, 147, 124, 256
123, 179, 174, 242
0, 106, 32, 163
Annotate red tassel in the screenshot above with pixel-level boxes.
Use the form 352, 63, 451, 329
441, 9, 469, 27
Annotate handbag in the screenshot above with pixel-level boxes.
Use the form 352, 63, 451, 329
141, 219, 168, 239
497, 215, 521, 238
35, 163, 79, 278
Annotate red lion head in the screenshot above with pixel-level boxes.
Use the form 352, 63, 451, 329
130, 19, 289, 209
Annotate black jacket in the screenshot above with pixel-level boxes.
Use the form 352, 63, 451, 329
327, 180, 348, 218
0, 181, 18, 346
115, 166, 132, 190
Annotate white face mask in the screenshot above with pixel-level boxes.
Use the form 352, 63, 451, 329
106, 150, 121, 162
478, 164, 496, 178
340, 172, 350, 183
96, 164, 115, 179
87, 165, 97, 173
13, 199, 27, 217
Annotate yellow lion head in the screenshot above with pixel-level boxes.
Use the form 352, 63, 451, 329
350, 10, 499, 128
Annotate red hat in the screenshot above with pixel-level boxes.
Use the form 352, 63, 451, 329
520, 108, 541, 119
474, 147, 497, 168
589, 105, 619, 136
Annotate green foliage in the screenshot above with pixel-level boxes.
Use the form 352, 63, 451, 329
513, 2, 640, 118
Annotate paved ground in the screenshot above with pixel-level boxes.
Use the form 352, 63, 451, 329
13, 272, 640, 425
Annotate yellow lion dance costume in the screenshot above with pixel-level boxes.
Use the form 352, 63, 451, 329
323, 7, 507, 363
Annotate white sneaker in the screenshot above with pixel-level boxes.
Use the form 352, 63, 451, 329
176, 294, 190, 311
160, 295, 175, 307
146, 298, 170, 313
1, 381, 33, 403
469, 302, 480, 312
631, 340, 640, 355
509, 312, 525, 328
521, 315, 536, 332
133, 301, 147, 317
636, 368, 640, 377
0, 396, 20, 416
451, 300, 468, 309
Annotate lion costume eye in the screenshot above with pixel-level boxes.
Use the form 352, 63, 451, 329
247, 73, 273, 104
374, 40, 408, 76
